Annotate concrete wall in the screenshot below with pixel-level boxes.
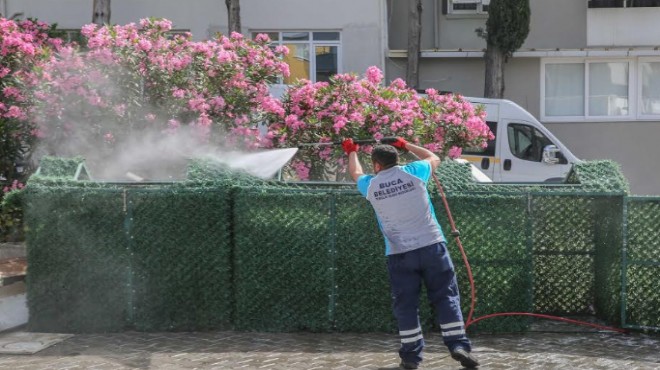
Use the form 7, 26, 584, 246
587, 8, 660, 47
6, 0, 223, 38
388, 0, 587, 51
5, 0, 92, 29
241, 0, 386, 75
388, 0, 487, 50
386, 56, 660, 195
385, 56, 540, 114
546, 121, 660, 195
5, 0, 386, 75
526, 0, 587, 49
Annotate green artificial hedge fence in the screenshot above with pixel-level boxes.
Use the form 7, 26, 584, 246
622, 197, 660, 330
21, 156, 658, 333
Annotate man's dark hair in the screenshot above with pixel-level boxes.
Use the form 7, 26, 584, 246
371, 144, 399, 169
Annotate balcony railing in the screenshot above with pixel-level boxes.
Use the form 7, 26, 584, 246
588, 0, 660, 7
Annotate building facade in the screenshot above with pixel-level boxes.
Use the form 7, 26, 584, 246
4, 0, 660, 194
3, 0, 387, 87
387, 0, 660, 195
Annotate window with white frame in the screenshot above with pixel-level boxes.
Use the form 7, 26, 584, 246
639, 59, 660, 115
542, 59, 634, 120
446, 0, 490, 14
251, 31, 341, 84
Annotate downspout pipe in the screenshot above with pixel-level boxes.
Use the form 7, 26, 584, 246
434, 0, 440, 49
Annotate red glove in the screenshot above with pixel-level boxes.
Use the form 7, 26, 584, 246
380, 136, 408, 150
342, 138, 359, 154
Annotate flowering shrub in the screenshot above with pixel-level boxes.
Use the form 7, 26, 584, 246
267, 66, 493, 180
416, 88, 494, 158
0, 18, 61, 190
0, 184, 24, 242
34, 18, 290, 156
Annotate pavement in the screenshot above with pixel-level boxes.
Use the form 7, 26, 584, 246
0, 323, 659, 370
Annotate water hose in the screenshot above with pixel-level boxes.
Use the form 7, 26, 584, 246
306, 137, 628, 333
297, 139, 378, 147
306, 139, 628, 333
429, 172, 628, 334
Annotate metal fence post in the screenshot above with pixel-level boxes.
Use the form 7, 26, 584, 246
123, 189, 135, 326
328, 193, 337, 329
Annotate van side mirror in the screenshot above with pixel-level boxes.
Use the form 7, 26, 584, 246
542, 145, 561, 164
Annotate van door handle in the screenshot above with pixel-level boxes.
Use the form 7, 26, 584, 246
481, 158, 490, 170
503, 159, 512, 171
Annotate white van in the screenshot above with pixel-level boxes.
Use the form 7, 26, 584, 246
269, 86, 579, 183
461, 97, 580, 183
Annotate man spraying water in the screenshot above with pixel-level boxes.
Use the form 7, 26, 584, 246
342, 137, 479, 369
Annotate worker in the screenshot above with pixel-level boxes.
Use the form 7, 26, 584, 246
342, 137, 479, 369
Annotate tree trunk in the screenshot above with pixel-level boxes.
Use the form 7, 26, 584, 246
92, 0, 111, 26
406, 0, 422, 90
484, 44, 505, 98
225, 0, 242, 34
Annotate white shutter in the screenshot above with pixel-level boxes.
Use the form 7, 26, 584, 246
482, 0, 491, 5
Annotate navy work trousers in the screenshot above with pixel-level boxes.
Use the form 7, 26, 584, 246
386, 242, 471, 365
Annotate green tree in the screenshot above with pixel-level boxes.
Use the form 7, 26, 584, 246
482, 0, 530, 98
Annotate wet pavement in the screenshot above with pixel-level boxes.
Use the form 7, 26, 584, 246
0, 324, 658, 370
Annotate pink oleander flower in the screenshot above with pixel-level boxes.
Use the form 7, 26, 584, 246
4, 106, 24, 119
172, 89, 186, 98
366, 66, 384, 85
103, 132, 115, 143
448, 146, 463, 159
137, 39, 152, 52
254, 33, 271, 43
267, 67, 492, 181
274, 45, 289, 55
2, 180, 25, 193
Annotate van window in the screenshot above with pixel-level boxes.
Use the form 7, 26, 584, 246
507, 123, 553, 162
462, 121, 497, 156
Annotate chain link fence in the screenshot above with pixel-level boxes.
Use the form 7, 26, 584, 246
21, 157, 659, 333
623, 197, 660, 330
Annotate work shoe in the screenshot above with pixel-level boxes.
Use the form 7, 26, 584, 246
399, 361, 419, 369
450, 347, 479, 368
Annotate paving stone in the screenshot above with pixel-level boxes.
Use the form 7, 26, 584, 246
0, 329, 657, 369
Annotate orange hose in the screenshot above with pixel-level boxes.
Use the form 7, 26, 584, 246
430, 172, 627, 334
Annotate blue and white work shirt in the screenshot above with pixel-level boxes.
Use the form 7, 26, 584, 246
357, 160, 446, 255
